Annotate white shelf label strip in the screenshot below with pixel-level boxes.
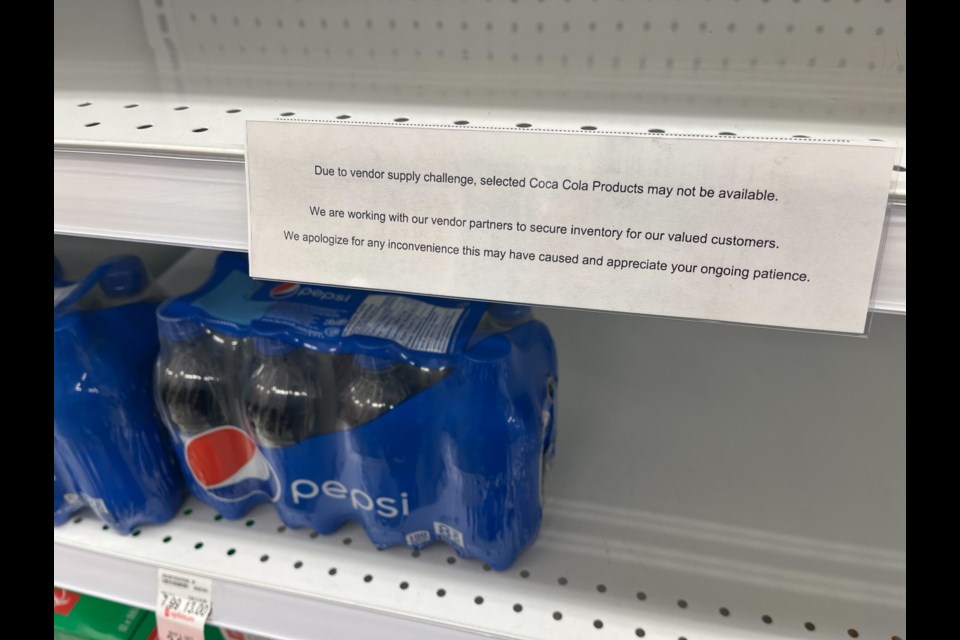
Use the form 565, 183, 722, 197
246, 122, 896, 334
55, 496, 905, 640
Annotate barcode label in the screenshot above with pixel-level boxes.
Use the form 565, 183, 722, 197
433, 522, 465, 547
344, 295, 464, 353
406, 530, 432, 546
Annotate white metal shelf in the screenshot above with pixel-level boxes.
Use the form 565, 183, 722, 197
55, 307, 906, 640
51, 144, 906, 313
53, 0, 907, 312
56, 0, 906, 143
54, 3, 907, 635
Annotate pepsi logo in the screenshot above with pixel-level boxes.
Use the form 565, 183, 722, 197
269, 282, 301, 299
268, 283, 352, 302
184, 427, 281, 503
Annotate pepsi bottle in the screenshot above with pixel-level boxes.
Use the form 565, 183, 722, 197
244, 339, 337, 446
54, 256, 184, 533
54, 255, 78, 526
338, 355, 411, 429
155, 326, 277, 518
404, 360, 451, 395
99, 255, 154, 302
441, 335, 517, 548
339, 354, 424, 543
155, 326, 236, 437
476, 304, 533, 334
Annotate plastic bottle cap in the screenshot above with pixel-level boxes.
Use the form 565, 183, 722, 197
254, 336, 299, 356
54, 256, 64, 285
488, 303, 532, 322
158, 320, 204, 342
465, 334, 512, 363
354, 354, 397, 371
99, 255, 149, 298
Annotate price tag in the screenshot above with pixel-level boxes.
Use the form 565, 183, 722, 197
247, 122, 898, 334
156, 569, 213, 640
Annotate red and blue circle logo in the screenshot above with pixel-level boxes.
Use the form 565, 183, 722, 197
269, 282, 300, 299
184, 427, 281, 503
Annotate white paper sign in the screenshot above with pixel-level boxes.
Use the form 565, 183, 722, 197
246, 122, 896, 333
156, 569, 212, 640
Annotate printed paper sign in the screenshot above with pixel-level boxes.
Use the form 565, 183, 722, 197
246, 122, 896, 333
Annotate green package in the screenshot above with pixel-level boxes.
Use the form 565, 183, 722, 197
54, 588, 150, 640
56, 588, 267, 640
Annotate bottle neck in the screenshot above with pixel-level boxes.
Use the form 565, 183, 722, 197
353, 354, 398, 375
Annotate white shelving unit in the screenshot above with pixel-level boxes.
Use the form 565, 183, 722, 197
54, 0, 906, 312
56, 300, 906, 640
54, 1, 906, 638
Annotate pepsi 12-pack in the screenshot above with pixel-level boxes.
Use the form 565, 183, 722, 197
155, 252, 558, 569
54, 256, 185, 533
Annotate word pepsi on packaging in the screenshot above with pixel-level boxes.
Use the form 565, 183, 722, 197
54, 255, 185, 533
155, 252, 558, 569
